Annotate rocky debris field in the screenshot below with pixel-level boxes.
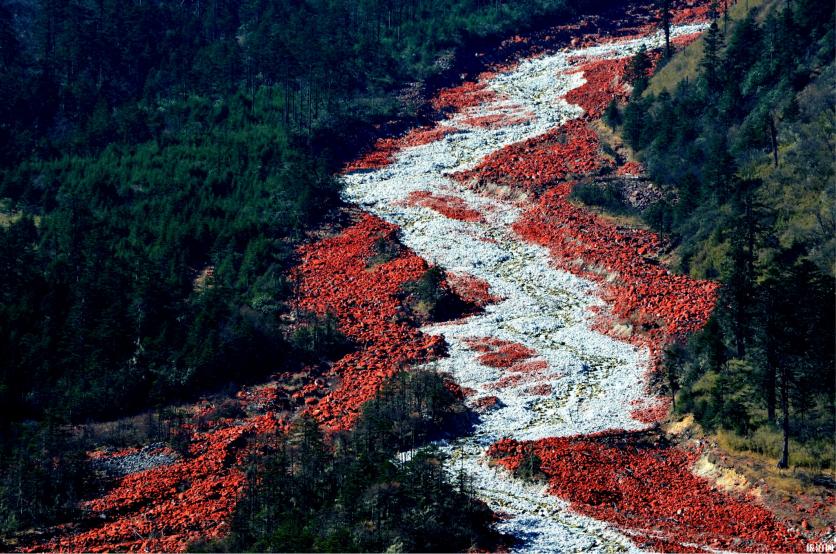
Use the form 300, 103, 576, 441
88, 444, 178, 478
337, 2, 818, 551
295, 214, 446, 430
29, 413, 281, 552
25, 1, 824, 551
489, 433, 805, 552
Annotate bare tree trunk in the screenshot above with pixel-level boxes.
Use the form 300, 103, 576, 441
768, 113, 779, 167
765, 360, 776, 422
777, 364, 789, 468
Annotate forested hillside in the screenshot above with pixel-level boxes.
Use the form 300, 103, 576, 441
2, 0, 834, 549
0, 0, 586, 537
601, 0, 834, 468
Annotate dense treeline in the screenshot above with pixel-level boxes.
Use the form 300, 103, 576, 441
613, 0, 834, 468
0, 0, 582, 166
1, 0, 583, 538
200, 370, 498, 552
0, 0, 585, 427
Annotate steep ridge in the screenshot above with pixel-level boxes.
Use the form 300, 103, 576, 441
337, 7, 803, 553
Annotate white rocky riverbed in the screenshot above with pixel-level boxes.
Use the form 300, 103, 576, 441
343, 24, 706, 553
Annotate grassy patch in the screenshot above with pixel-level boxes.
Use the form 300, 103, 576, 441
570, 182, 634, 215
717, 427, 835, 471
646, 0, 779, 97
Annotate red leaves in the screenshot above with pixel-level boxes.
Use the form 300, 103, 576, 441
451, 120, 605, 191
566, 58, 631, 118
616, 160, 645, 176
295, 214, 443, 430
344, 126, 460, 172
432, 81, 499, 112
445, 272, 502, 308
405, 190, 484, 223
488, 433, 805, 552
512, 182, 719, 371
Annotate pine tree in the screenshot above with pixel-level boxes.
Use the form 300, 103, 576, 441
626, 45, 652, 87
659, 0, 672, 58
701, 21, 724, 94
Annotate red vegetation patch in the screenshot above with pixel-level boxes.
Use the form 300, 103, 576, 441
488, 433, 804, 552
463, 337, 536, 368
445, 272, 502, 308
617, 160, 645, 176
526, 383, 552, 396
473, 395, 503, 412
344, 126, 460, 172
451, 120, 604, 191
672, 31, 704, 49
343, 138, 399, 172
630, 398, 671, 423
460, 112, 532, 129
432, 81, 498, 112
566, 58, 630, 117
405, 190, 484, 222
86, 445, 143, 460
508, 359, 549, 373
400, 125, 460, 148
671, 4, 713, 25
31, 413, 281, 553
490, 373, 527, 389
512, 183, 718, 368
443, 378, 467, 400
296, 214, 444, 430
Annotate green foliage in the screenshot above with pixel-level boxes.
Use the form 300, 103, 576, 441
603, 99, 622, 128
0, 105, 338, 422
353, 369, 469, 456
1, 0, 595, 539
0, 423, 89, 538
718, 428, 834, 471
623, 2, 835, 467
626, 45, 653, 87
213, 370, 497, 553
289, 312, 353, 363
570, 182, 633, 215
516, 445, 546, 482
367, 236, 403, 268
400, 266, 468, 322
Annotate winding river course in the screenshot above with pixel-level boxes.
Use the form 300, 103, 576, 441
327, 6, 803, 554
31, 3, 813, 552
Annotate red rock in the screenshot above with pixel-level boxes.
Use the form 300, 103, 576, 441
431, 81, 500, 112
445, 272, 503, 308
463, 337, 537, 368
451, 120, 606, 192
488, 432, 805, 552
404, 190, 484, 223
295, 215, 443, 430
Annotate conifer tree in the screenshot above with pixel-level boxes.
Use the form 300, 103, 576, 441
701, 20, 724, 94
